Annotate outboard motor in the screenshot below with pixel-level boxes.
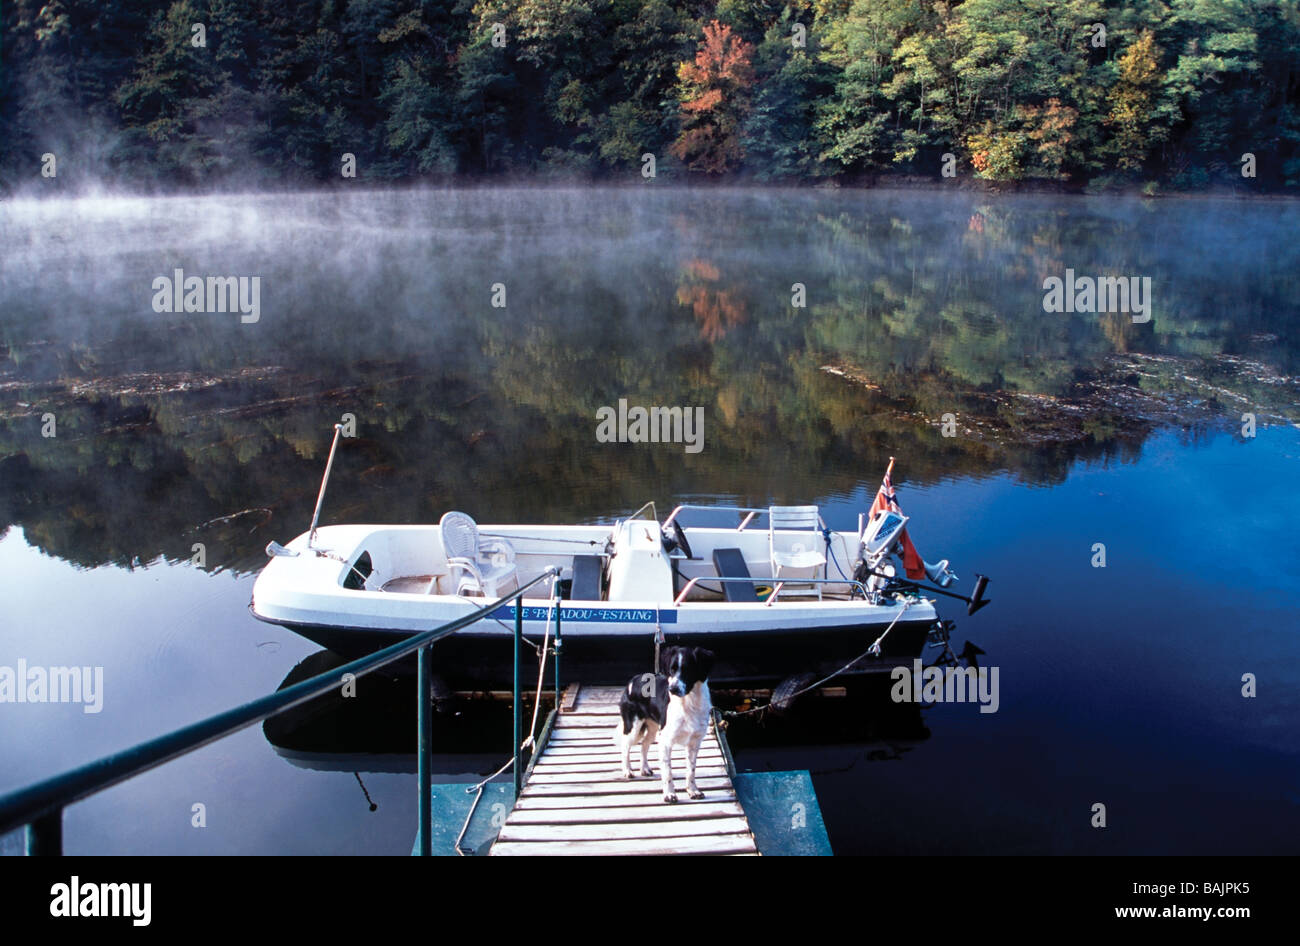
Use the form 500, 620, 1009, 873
853, 507, 989, 613
853, 508, 910, 598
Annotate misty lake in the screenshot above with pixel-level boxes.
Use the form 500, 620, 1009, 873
1, 187, 1298, 854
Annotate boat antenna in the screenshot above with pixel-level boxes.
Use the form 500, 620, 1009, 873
308, 423, 345, 549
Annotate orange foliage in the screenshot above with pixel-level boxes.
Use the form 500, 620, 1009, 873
670, 21, 754, 174
679, 20, 754, 95
684, 260, 721, 280
678, 286, 748, 342
677, 257, 747, 342
1019, 98, 1078, 178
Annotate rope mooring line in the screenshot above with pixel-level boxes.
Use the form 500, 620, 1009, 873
722, 601, 914, 720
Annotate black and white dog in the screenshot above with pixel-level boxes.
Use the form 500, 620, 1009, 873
615, 646, 715, 803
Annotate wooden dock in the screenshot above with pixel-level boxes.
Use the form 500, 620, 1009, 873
489, 684, 760, 855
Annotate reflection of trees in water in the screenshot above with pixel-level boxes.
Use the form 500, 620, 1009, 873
676, 259, 748, 343
1, 193, 1296, 571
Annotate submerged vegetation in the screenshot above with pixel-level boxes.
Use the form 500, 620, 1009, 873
4, 0, 1300, 190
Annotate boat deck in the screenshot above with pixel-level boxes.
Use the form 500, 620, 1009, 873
489, 684, 759, 855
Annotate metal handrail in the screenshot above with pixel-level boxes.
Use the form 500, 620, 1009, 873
663, 503, 829, 532
672, 574, 876, 606
624, 500, 658, 522
663, 503, 766, 530
0, 567, 560, 855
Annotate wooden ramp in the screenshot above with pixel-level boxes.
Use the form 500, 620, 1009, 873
489, 684, 759, 855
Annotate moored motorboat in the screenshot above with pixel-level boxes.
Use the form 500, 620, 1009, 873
250, 429, 989, 687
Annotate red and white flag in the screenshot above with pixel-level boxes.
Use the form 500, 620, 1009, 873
870, 466, 926, 580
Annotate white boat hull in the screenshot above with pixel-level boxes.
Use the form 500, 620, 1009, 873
250, 522, 941, 685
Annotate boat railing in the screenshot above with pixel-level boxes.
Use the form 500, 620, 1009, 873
0, 568, 563, 856
624, 500, 658, 522
663, 503, 829, 532
673, 575, 874, 606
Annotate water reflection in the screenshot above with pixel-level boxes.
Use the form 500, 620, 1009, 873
1, 189, 1296, 576
678, 259, 748, 342
263, 650, 518, 777
262, 649, 936, 781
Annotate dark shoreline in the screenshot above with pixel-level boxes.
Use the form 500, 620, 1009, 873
7, 175, 1298, 203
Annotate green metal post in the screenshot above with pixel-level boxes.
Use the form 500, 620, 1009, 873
417, 644, 432, 856
26, 809, 61, 856
554, 602, 562, 708
513, 597, 523, 797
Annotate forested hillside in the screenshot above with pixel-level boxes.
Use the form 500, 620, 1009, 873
3, 0, 1298, 190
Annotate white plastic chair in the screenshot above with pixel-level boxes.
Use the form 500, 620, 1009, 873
440, 511, 517, 598
768, 505, 826, 601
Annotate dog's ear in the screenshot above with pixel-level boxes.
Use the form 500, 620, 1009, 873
658, 645, 680, 676
693, 648, 715, 679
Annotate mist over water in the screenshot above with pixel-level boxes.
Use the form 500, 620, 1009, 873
1, 187, 1298, 854
3, 187, 1296, 570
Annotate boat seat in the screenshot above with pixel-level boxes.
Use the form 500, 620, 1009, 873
768, 505, 826, 601
569, 554, 604, 601
441, 511, 517, 598
712, 548, 759, 603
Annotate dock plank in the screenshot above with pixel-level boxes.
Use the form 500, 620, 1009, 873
529, 758, 723, 774
490, 835, 758, 856
514, 791, 737, 810
496, 817, 753, 843
519, 777, 734, 798
545, 715, 627, 728
524, 766, 731, 784
506, 801, 745, 824
539, 747, 723, 761
489, 684, 758, 855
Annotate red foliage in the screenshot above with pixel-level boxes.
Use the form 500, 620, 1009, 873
679, 20, 754, 99
677, 257, 747, 342
670, 21, 754, 174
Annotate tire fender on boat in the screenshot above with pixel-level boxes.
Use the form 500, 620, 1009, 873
771, 672, 819, 716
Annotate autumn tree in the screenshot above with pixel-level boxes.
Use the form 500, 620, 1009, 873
1106, 31, 1164, 172
1019, 98, 1079, 180
2, 0, 1299, 188
966, 122, 1025, 180
670, 20, 755, 174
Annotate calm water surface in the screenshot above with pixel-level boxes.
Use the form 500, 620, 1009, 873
1, 188, 1297, 854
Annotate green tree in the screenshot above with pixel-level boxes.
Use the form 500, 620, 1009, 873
376, 6, 460, 175
743, 9, 833, 178
814, 0, 928, 171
